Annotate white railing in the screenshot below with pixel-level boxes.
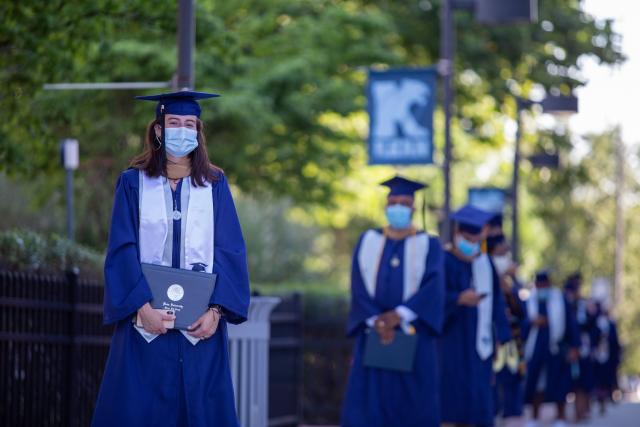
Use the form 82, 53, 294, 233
227, 296, 281, 427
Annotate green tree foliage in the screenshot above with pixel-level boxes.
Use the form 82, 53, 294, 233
0, 0, 623, 247
522, 128, 640, 372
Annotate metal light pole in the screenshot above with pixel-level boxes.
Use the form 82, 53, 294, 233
60, 139, 79, 241
176, 0, 195, 90
511, 94, 578, 262
440, 0, 455, 242
439, 0, 536, 242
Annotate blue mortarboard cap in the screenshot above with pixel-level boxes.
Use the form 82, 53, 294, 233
488, 213, 503, 228
535, 270, 550, 283
451, 204, 495, 234
135, 90, 220, 118
380, 175, 426, 196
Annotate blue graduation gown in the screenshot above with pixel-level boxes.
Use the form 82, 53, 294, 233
439, 251, 512, 427
594, 319, 621, 392
341, 230, 445, 427
569, 297, 598, 393
523, 294, 579, 404
494, 280, 528, 418
92, 169, 250, 427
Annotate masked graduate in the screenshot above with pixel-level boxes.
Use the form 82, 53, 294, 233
563, 273, 598, 421
593, 302, 621, 415
92, 91, 250, 427
440, 205, 512, 427
487, 231, 528, 424
523, 271, 579, 427
341, 176, 445, 427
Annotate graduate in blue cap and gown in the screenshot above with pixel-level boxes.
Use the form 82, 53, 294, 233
563, 272, 598, 421
92, 90, 250, 427
439, 205, 512, 427
487, 231, 529, 423
341, 176, 445, 427
592, 302, 621, 415
523, 271, 579, 427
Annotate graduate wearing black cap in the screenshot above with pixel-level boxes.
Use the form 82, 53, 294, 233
439, 204, 512, 427
523, 271, 580, 427
341, 176, 445, 427
92, 91, 249, 427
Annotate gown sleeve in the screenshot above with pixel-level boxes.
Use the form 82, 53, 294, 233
209, 174, 250, 325
403, 236, 445, 335
491, 263, 512, 343
346, 233, 382, 337
443, 252, 463, 324
103, 171, 153, 325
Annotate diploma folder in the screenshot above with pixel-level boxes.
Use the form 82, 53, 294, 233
363, 329, 418, 373
137, 263, 217, 330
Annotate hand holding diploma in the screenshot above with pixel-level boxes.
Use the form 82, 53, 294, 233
138, 303, 176, 334
187, 307, 221, 339
375, 310, 402, 345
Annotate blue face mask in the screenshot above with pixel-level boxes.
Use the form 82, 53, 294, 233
164, 127, 198, 158
385, 204, 412, 229
456, 235, 480, 257
537, 288, 551, 300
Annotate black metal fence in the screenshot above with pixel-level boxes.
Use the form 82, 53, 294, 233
0, 270, 303, 427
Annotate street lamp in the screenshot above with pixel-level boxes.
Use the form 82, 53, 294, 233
511, 94, 578, 262
60, 139, 79, 241
440, 0, 537, 242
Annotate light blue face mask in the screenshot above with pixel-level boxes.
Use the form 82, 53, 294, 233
164, 127, 198, 158
385, 204, 413, 229
456, 235, 480, 257
537, 287, 551, 300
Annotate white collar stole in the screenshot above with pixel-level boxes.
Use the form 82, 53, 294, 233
357, 229, 430, 302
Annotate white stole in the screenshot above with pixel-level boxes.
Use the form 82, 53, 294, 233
357, 229, 429, 301
136, 172, 214, 345
524, 287, 565, 361
472, 254, 494, 360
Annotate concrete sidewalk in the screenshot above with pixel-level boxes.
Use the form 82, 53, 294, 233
301, 401, 640, 427
499, 400, 640, 427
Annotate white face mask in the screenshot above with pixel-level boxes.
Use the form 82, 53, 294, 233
492, 253, 512, 276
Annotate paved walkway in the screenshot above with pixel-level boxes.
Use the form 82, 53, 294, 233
501, 400, 640, 427
301, 400, 640, 427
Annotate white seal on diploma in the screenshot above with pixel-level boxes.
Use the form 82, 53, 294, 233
167, 284, 184, 302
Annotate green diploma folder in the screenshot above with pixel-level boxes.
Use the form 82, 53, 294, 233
363, 329, 418, 373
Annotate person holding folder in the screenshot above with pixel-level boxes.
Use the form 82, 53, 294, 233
92, 90, 250, 427
341, 176, 445, 427
439, 204, 512, 427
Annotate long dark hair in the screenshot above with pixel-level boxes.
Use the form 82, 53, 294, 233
130, 117, 221, 186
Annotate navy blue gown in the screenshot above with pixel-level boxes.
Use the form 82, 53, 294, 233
92, 169, 250, 427
570, 298, 598, 394
523, 294, 579, 404
594, 318, 621, 394
439, 251, 512, 427
341, 231, 445, 427
494, 280, 528, 418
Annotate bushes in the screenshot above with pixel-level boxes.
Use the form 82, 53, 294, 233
0, 229, 104, 278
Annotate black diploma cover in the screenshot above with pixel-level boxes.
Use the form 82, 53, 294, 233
138, 263, 217, 330
363, 329, 418, 373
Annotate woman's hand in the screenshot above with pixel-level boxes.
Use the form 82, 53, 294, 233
187, 307, 221, 339
138, 303, 176, 334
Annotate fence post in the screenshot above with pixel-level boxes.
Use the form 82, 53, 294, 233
65, 267, 80, 427
227, 296, 281, 427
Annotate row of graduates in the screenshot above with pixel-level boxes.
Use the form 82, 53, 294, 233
340, 176, 621, 427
